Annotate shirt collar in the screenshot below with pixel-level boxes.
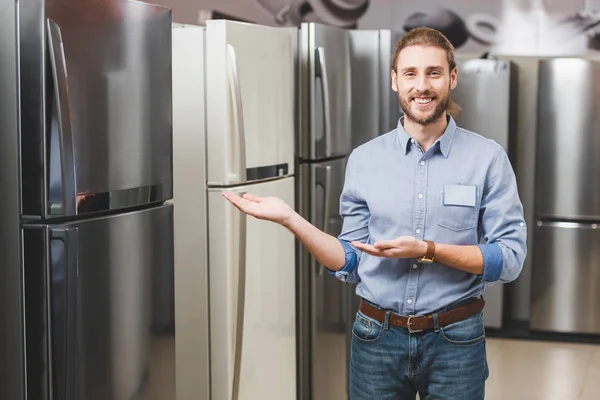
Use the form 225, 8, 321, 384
396, 115, 457, 158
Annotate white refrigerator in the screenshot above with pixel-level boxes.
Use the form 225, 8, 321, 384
172, 21, 297, 400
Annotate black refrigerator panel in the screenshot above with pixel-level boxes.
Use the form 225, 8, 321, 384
23, 204, 175, 400
0, 0, 25, 398
19, 0, 173, 219
530, 221, 600, 334
535, 58, 600, 220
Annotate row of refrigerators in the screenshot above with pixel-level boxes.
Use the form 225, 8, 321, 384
2, 0, 600, 399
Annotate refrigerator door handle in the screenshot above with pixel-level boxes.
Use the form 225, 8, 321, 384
315, 47, 332, 156
50, 227, 79, 400
47, 19, 77, 217
315, 165, 332, 276
226, 44, 247, 184
231, 191, 247, 400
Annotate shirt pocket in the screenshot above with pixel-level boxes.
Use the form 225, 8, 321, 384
437, 183, 479, 232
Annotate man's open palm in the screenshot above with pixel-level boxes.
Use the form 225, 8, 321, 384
222, 191, 292, 225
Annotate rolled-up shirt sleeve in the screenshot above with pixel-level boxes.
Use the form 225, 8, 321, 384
478, 148, 527, 283
325, 151, 371, 284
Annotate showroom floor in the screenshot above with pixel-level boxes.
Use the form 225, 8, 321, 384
484, 338, 600, 400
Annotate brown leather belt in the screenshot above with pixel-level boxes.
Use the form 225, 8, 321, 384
359, 298, 485, 333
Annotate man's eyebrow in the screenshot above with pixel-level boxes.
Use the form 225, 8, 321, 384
400, 65, 444, 73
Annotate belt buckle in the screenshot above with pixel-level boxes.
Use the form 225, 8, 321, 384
407, 316, 423, 333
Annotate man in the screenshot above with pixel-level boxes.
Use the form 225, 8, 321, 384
223, 27, 526, 400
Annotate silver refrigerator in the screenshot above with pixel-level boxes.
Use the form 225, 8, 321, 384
295, 24, 403, 400
348, 29, 403, 148
451, 55, 517, 329
296, 22, 354, 400
1, 0, 176, 399
531, 58, 600, 335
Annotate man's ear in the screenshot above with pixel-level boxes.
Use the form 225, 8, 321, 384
391, 70, 398, 92
450, 66, 458, 90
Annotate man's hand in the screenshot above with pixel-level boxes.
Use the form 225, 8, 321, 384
222, 191, 294, 226
351, 236, 427, 259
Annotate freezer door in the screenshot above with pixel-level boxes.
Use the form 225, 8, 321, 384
452, 58, 513, 152
205, 20, 295, 187
207, 177, 296, 400
349, 30, 381, 149
535, 58, 600, 220
20, 0, 173, 219
298, 158, 354, 400
531, 221, 600, 334
22, 204, 175, 400
298, 23, 352, 160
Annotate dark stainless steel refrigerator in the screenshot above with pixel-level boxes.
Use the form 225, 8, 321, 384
296, 22, 353, 400
452, 55, 517, 329
1, 0, 175, 398
531, 58, 600, 335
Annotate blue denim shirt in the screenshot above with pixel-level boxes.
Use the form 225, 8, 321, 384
331, 116, 527, 315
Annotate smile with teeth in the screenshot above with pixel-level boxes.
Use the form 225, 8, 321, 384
414, 97, 433, 104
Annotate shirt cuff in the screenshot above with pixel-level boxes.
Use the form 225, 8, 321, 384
478, 243, 503, 282
325, 240, 360, 283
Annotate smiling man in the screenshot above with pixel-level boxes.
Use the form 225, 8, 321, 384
222, 27, 527, 399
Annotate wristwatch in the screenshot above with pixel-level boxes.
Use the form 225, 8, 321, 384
417, 240, 435, 263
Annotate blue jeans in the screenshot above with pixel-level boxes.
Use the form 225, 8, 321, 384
349, 302, 489, 399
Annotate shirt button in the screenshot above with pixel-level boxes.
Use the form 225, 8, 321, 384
418, 193, 423, 199
415, 229, 421, 234
420, 161, 425, 166
407, 299, 413, 304
413, 264, 418, 269
519, 222, 525, 227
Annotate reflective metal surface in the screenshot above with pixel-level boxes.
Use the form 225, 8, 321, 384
0, 1, 25, 398
535, 58, 600, 220
298, 23, 352, 160
23, 204, 175, 400
299, 158, 354, 400
451, 56, 516, 329
453, 58, 514, 152
531, 221, 600, 334
20, 0, 173, 218
348, 29, 401, 148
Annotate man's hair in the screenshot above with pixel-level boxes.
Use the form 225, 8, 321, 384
391, 27, 461, 118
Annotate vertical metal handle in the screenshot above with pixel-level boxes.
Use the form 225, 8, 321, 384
315, 165, 332, 276
231, 191, 247, 400
315, 47, 332, 157
50, 227, 79, 400
227, 44, 247, 184
47, 19, 77, 216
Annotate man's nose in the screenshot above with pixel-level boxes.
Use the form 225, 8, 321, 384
415, 75, 430, 92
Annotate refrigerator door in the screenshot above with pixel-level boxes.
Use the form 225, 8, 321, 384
20, 0, 173, 219
298, 157, 353, 400
349, 30, 381, 149
531, 221, 600, 334
205, 20, 295, 187
207, 177, 296, 400
298, 23, 352, 161
22, 204, 175, 400
535, 58, 600, 220
348, 29, 401, 149
453, 58, 513, 151
451, 57, 515, 329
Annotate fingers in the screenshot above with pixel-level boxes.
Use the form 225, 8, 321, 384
242, 193, 262, 203
373, 240, 396, 250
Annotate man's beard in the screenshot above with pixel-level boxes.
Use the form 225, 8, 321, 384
399, 89, 450, 126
